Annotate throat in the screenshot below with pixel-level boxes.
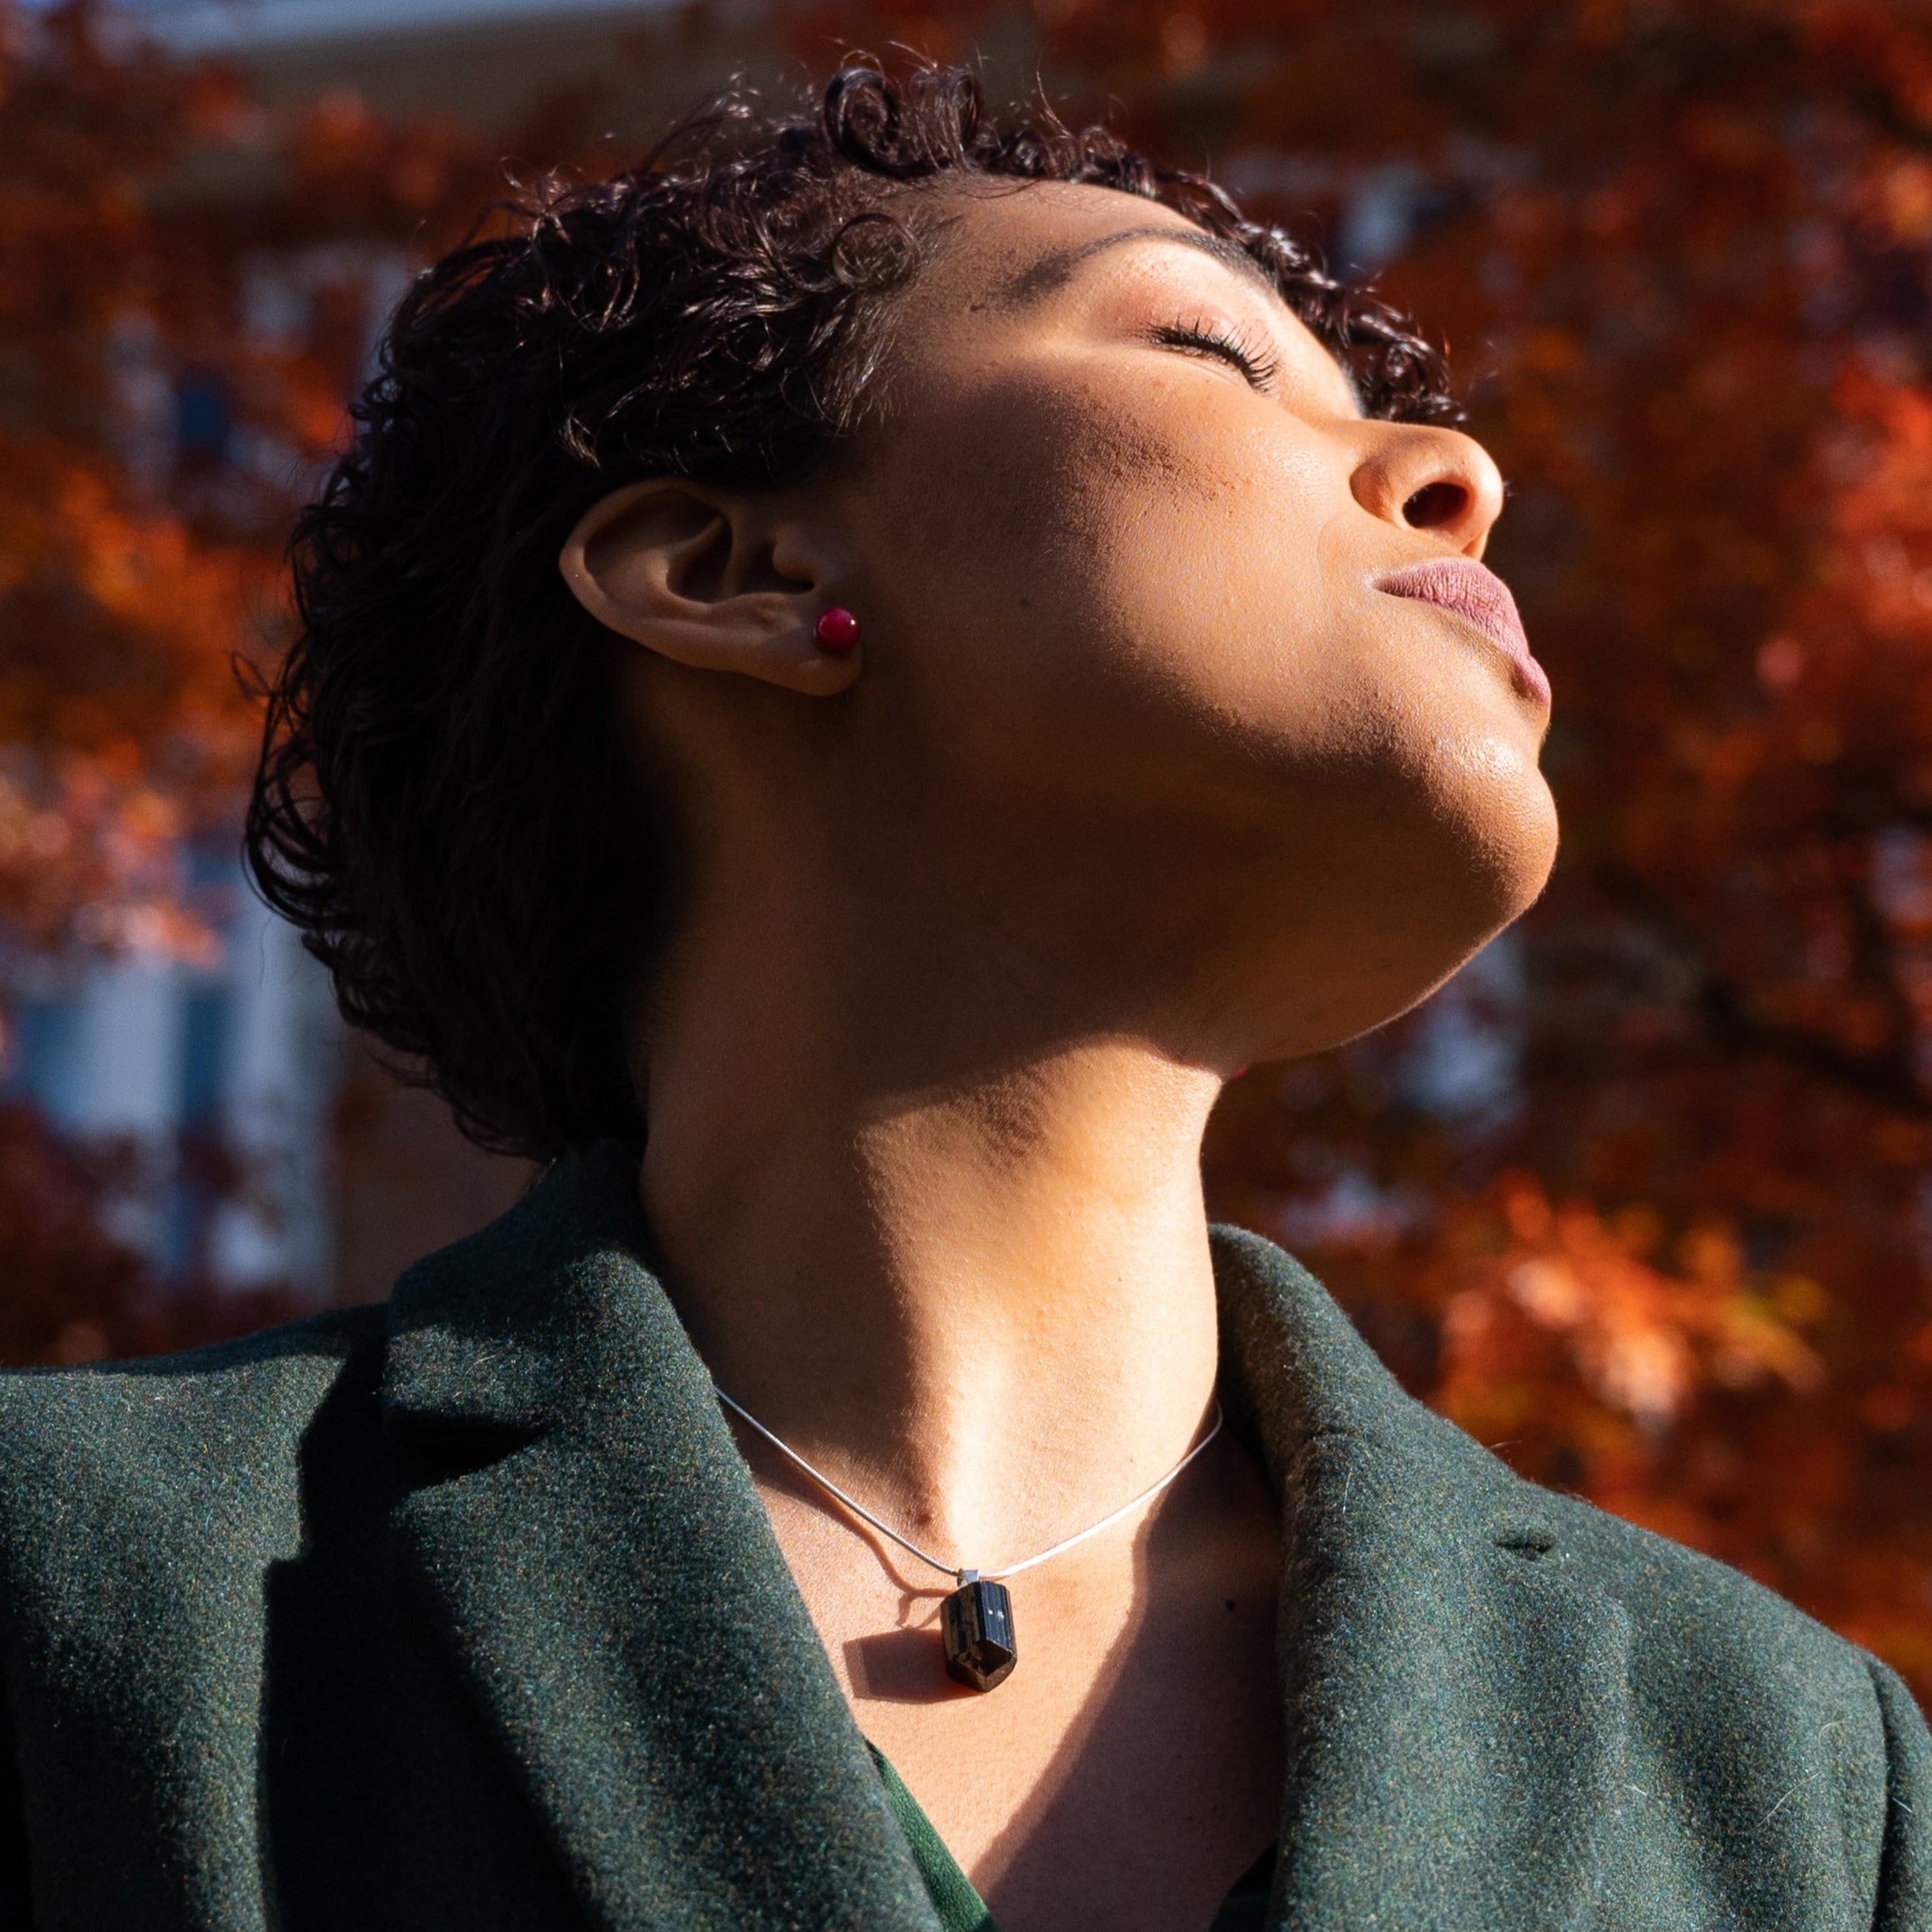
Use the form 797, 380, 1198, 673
642, 1037, 1228, 1580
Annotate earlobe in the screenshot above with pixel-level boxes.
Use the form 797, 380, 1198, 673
557, 478, 861, 697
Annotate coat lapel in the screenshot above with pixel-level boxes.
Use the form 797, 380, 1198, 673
379, 1144, 939, 1932
1214, 1226, 1634, 1930
376, 1145, 1632, 1931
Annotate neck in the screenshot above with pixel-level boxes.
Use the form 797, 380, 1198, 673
638, 854, 1226, 1574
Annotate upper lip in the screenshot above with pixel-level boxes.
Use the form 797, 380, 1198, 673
1374, 558, 1550, 708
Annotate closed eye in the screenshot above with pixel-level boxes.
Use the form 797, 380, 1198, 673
1151, 316, 1281, 391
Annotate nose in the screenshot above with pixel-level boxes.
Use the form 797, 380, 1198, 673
1348, 424, 1506, 559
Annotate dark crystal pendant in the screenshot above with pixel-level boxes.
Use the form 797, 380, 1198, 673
940, 1572, 1017, 1691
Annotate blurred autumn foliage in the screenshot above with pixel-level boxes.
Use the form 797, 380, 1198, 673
6, 0, 1932, 1700
0, 1, 525, 1354
0, 4, 249, 958
0, 0, 522, 955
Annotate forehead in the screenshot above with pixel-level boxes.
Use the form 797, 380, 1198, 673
895, 179, 1359, 411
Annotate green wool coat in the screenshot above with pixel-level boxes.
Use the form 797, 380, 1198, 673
0, 1141, 1924, 1930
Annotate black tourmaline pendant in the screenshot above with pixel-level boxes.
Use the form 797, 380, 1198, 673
940, 1572, 1017, 1691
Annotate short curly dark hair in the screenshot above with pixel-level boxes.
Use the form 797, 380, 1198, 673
245, 63, 1457, 1161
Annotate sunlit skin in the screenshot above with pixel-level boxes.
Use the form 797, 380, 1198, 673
559, 178, 1556, 1932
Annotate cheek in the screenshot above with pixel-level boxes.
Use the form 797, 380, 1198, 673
851, 362, 1556, 942
861, 368, 1347, 775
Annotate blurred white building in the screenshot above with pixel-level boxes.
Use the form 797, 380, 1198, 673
9, 847, 339, 1292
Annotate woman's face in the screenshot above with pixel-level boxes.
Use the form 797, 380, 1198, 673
793, 177, 1558, 1066
607, 177, 1558, 1071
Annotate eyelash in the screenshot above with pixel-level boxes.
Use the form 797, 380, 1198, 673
1151, 315, 1280, 390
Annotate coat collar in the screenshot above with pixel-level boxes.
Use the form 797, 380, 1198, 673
381, 1143, 940, 1930
1211, 1225, 1634, 1925
381, 1144, 1633, 1930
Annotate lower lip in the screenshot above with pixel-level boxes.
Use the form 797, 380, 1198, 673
1380, 579, 1551, 712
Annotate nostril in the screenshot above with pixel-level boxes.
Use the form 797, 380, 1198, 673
1403, 480, 1469, 529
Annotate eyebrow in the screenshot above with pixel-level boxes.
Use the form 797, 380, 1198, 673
1003, 225, 1286, 308
1000, 225, 1363, 414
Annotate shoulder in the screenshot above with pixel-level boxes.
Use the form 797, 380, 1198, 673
1530, 1476, 1866, 1687
1212, 1218, 1932, 1916
0, 1301, 385, 1441
1411, 1391, 1932, 1919
1519, 1468, 1931, 1917
0, 1304, 388, 1567
1216, 1214, 1918, 1726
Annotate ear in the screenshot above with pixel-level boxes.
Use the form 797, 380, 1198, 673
558, 478, 859, 697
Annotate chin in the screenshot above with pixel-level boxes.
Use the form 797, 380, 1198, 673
1447, 745, 1559, 921
1396, 768, 1558, 1013
1257, 743, 1558, 1058
1408, 749, 1557, 975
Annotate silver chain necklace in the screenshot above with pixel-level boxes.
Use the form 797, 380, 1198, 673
713, 1385, 1225, 1691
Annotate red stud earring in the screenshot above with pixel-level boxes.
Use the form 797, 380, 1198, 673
812, 607, 860, 655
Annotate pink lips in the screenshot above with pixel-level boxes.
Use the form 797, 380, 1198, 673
1376, 558, 1551, 710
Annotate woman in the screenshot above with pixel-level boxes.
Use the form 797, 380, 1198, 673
0, 64, 1920, 1932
